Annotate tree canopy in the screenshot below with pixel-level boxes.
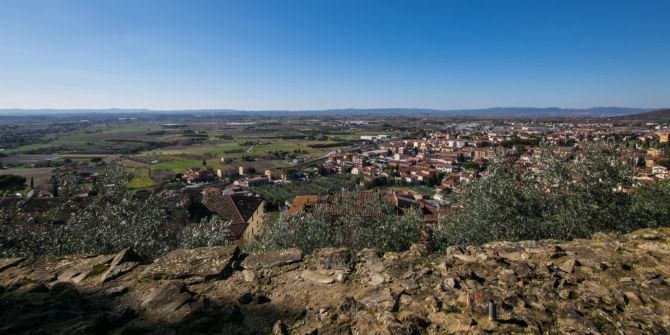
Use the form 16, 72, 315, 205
433, 142, 666, 248
0, 174, 26, 195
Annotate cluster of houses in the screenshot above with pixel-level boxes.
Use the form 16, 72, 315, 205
286, 189, 447, 224
321, 122, 670, 197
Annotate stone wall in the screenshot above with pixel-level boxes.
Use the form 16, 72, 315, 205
1, 228, 669, 334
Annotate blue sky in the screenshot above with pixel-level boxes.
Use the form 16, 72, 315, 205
0, 0, 669, 110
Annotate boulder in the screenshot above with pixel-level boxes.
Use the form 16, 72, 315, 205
141, 245, 239, 280
240, 248, 302, 269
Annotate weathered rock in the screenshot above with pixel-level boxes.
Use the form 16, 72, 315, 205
0, 257, 24, 272
104, 285, 129, 297
443, 276, 460, 289
498, 268, 517, 287
301, 269, 335, 284
359, 287, 396, 312
558, 258, 579, 273
428, 312, 473, 333
360, 249, 385, 273
141, 245, 238, 280
272, 320, 288, 335
141, 282, 196, 323
57, 267, 90, 284
55, 254, 116, 284
242, 269, 256, 282
368, 273, 385, 286
397, 310, 429, 328
241, 248, 302, 269
100, 248, 142, 283
580, 280, 612, 299
315, 247, 353, 270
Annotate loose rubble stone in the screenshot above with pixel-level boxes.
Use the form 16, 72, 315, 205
316, 247, 353, 270
559, 258, 579, 273
360, 249, 385, 273
368, 273, 385, 286
428, 312, 473, 333
272, 320, 289, 335
359, 287, 396, 312
301, 269, 336, 284
242, 269, 256, 282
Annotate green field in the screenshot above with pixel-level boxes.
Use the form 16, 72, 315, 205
127, 177, 154, 189
3, 143, 56, 154
126, 168, 156, 189
143, 155, 204, 172
148, 142, 247, 156
104, 126, 154, 133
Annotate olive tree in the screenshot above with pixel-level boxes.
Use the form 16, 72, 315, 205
434, 142, 639, 248
630, 178, 670, 228
249, 190, 423, 254
0, 165, 233, 259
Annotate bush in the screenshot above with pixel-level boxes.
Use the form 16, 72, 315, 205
248, 190, 423, 254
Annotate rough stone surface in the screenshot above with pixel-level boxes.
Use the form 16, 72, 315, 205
141, 245, 239, 280
100, 248, 143, 283
1, 228, 670, 334
315, 247, 353, 270
0, 257, 24, 272
241, 248, 302, 269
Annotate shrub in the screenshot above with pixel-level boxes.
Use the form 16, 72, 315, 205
248, 190, 423, 254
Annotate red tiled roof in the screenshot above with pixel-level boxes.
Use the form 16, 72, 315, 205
287, 195, 319, 216
201, 190, 263, 225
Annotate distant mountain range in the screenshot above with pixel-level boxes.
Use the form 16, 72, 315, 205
0, 107, 660, 118
613, 108, 670, 121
